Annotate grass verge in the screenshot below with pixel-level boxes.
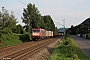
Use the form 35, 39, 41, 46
49, 37, 90, 60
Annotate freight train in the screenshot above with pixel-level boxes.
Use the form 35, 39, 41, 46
32, 28, 60, 40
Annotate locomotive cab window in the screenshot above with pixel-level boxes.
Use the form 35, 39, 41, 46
32, 30, 40, 33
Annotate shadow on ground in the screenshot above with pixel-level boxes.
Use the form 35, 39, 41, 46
46, 47, 54, 55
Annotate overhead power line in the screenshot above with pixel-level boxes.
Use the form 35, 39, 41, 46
22, 0, 27, 4
18, 0, 26, 6
54, 21, 64, 26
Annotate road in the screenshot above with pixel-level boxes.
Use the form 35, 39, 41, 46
71, 35, 90, 57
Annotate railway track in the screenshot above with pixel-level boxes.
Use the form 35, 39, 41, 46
0, 37, 60, 60
0, 41, 36, 56
0, 40, 48, 57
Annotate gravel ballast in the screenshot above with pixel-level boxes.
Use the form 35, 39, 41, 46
29, 39, 61, 60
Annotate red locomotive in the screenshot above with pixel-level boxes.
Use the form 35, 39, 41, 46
32, 28, 59, 40
32, 28, 46, 40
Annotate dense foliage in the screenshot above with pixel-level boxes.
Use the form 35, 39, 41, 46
0, 7, 17, 30
49, 37, 90, 60
81, 18, 90, 24
66, 17, 90, 35
0, 3, 59, 47
0, 7, 29, 47
0, 28, 23, 46
22, 3, 58, 32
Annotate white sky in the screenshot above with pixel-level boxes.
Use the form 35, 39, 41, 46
0, 0, 90, 28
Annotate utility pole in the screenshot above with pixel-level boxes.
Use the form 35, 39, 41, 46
54, 19, 65, 36
62, 19, 65, 35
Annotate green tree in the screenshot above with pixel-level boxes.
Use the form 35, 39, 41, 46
22, 3, 56, 32
43, 15, 55, 31
22, 3, 41, 32
12, 24, 25, 34
51, 19, 55, 31
55, 27, 59, 32
40, 16, 44, 28
0, 7, 17, 30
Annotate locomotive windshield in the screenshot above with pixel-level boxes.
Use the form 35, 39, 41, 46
32, 30, 40, 33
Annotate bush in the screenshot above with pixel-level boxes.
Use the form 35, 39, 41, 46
0, 28, 13, 34
12, 24, 26, 34
65, 33, 70, 38
19, 32, 32, 42
0, 28, 23, 46
0, 33, 23, 46
49, 37, 90, 60
63, 33, 70, 39
61, 37, 78, 47
0, 28, 33, 47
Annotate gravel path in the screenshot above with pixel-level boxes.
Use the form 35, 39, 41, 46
71, 35, 90, 57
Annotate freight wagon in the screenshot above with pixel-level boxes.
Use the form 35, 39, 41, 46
32, 28, 59, 40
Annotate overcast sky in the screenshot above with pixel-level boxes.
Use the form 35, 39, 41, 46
0, 0, 90, 28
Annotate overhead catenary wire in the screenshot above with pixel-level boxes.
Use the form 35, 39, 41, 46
18, 0, 31, 32
54, 20, 66, 35
18, 0, 26, 6
53, 21, 64, 26
0, 1, 29, 26
22, 0, 27, 4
